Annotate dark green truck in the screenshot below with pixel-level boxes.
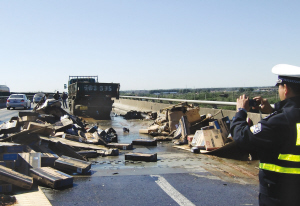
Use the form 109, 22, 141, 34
68, 76, 120, 119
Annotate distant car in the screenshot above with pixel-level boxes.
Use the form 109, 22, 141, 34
33, 93, 45, 103
6, 94, 31, 110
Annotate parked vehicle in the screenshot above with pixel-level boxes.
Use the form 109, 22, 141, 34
0, 85, 10, 96
33, 93, 45, 103
6, 94, 31, 110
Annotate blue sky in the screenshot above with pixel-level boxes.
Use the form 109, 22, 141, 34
1, 1, 300, 92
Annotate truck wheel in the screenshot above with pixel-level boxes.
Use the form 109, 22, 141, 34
70, 100, 76, 115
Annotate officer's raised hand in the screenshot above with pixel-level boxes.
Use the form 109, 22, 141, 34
236, 94, 250, 112
253, 96, 273, 114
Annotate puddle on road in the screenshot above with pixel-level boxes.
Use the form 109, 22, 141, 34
79, 115, 209, 174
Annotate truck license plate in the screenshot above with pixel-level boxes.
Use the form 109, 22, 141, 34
80, 106, 88, 110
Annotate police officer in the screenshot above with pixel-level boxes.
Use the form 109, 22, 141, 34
230, 64, 300, 206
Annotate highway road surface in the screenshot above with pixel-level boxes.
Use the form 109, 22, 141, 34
0, 105, 260, 206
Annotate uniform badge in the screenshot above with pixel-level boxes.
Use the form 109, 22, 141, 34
250, 123, 262, 134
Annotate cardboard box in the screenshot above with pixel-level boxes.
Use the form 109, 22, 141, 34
191, 130, 206, 149
191, 129, 224, 151
213, 116, 231, 143
179, 116, 190, 140
185, 107, 201, 124
187, 135, 194, 143
139, 125, 160, 134
168, 110, 184, 131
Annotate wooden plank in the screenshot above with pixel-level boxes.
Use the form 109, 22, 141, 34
153, 136, 173, 141
0, 143, 24, 153
0, 161, 16, 170
84, 132, 98, 144
27, 122, 53, 136
54, 155, 91, 174
39, 136, 110, 153
17, 153, 41, 176
63, 134, 86, 143
173, 145, 191, 152
125, 153, 157, 162
0, 129, 40, 145
18, 112, 39, 117
55, 141, 86, 161
97, 148, 119, 156
30, 167, 73, 189
41, 153, 59, 167
54, 118, 74, 132
0, 154, 19, 161
0, 183, 12, 193
19, 116, 38, 123
132, 139, 157, 146
0, 165, 33, 189
106, 143, 133, 150
76, 150, 98, 158
0, 120, 19, 134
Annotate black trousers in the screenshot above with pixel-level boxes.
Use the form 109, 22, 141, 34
259, 184, 300, 206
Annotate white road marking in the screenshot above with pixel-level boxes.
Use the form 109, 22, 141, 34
151, 175, 195, 206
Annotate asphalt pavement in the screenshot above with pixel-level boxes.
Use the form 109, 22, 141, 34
41, 114, 260, 206
0, 105, 260, 206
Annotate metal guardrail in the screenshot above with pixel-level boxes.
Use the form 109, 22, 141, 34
120, 95, 275, 108
120, 95, 237, 106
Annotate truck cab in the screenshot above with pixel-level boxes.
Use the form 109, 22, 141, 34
68, 76, 120, 119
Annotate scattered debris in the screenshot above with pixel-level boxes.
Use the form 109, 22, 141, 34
0, 99, 130, 195
0, 165, 33, 189
0, 194, 16, 205
123, 127, 130, 133
132, 139, 157, 146
106, 143, 133, 150
121, 110, 143, 119
30, 167, 73, 189
139, 102, 240, 155
54, 156, 91, 175
125, 153, 157, 162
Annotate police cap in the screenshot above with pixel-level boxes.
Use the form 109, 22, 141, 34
272, 64, 300, 86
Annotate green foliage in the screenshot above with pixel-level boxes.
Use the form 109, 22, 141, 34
121, 87, 279, 111
239, 88, 245, 92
